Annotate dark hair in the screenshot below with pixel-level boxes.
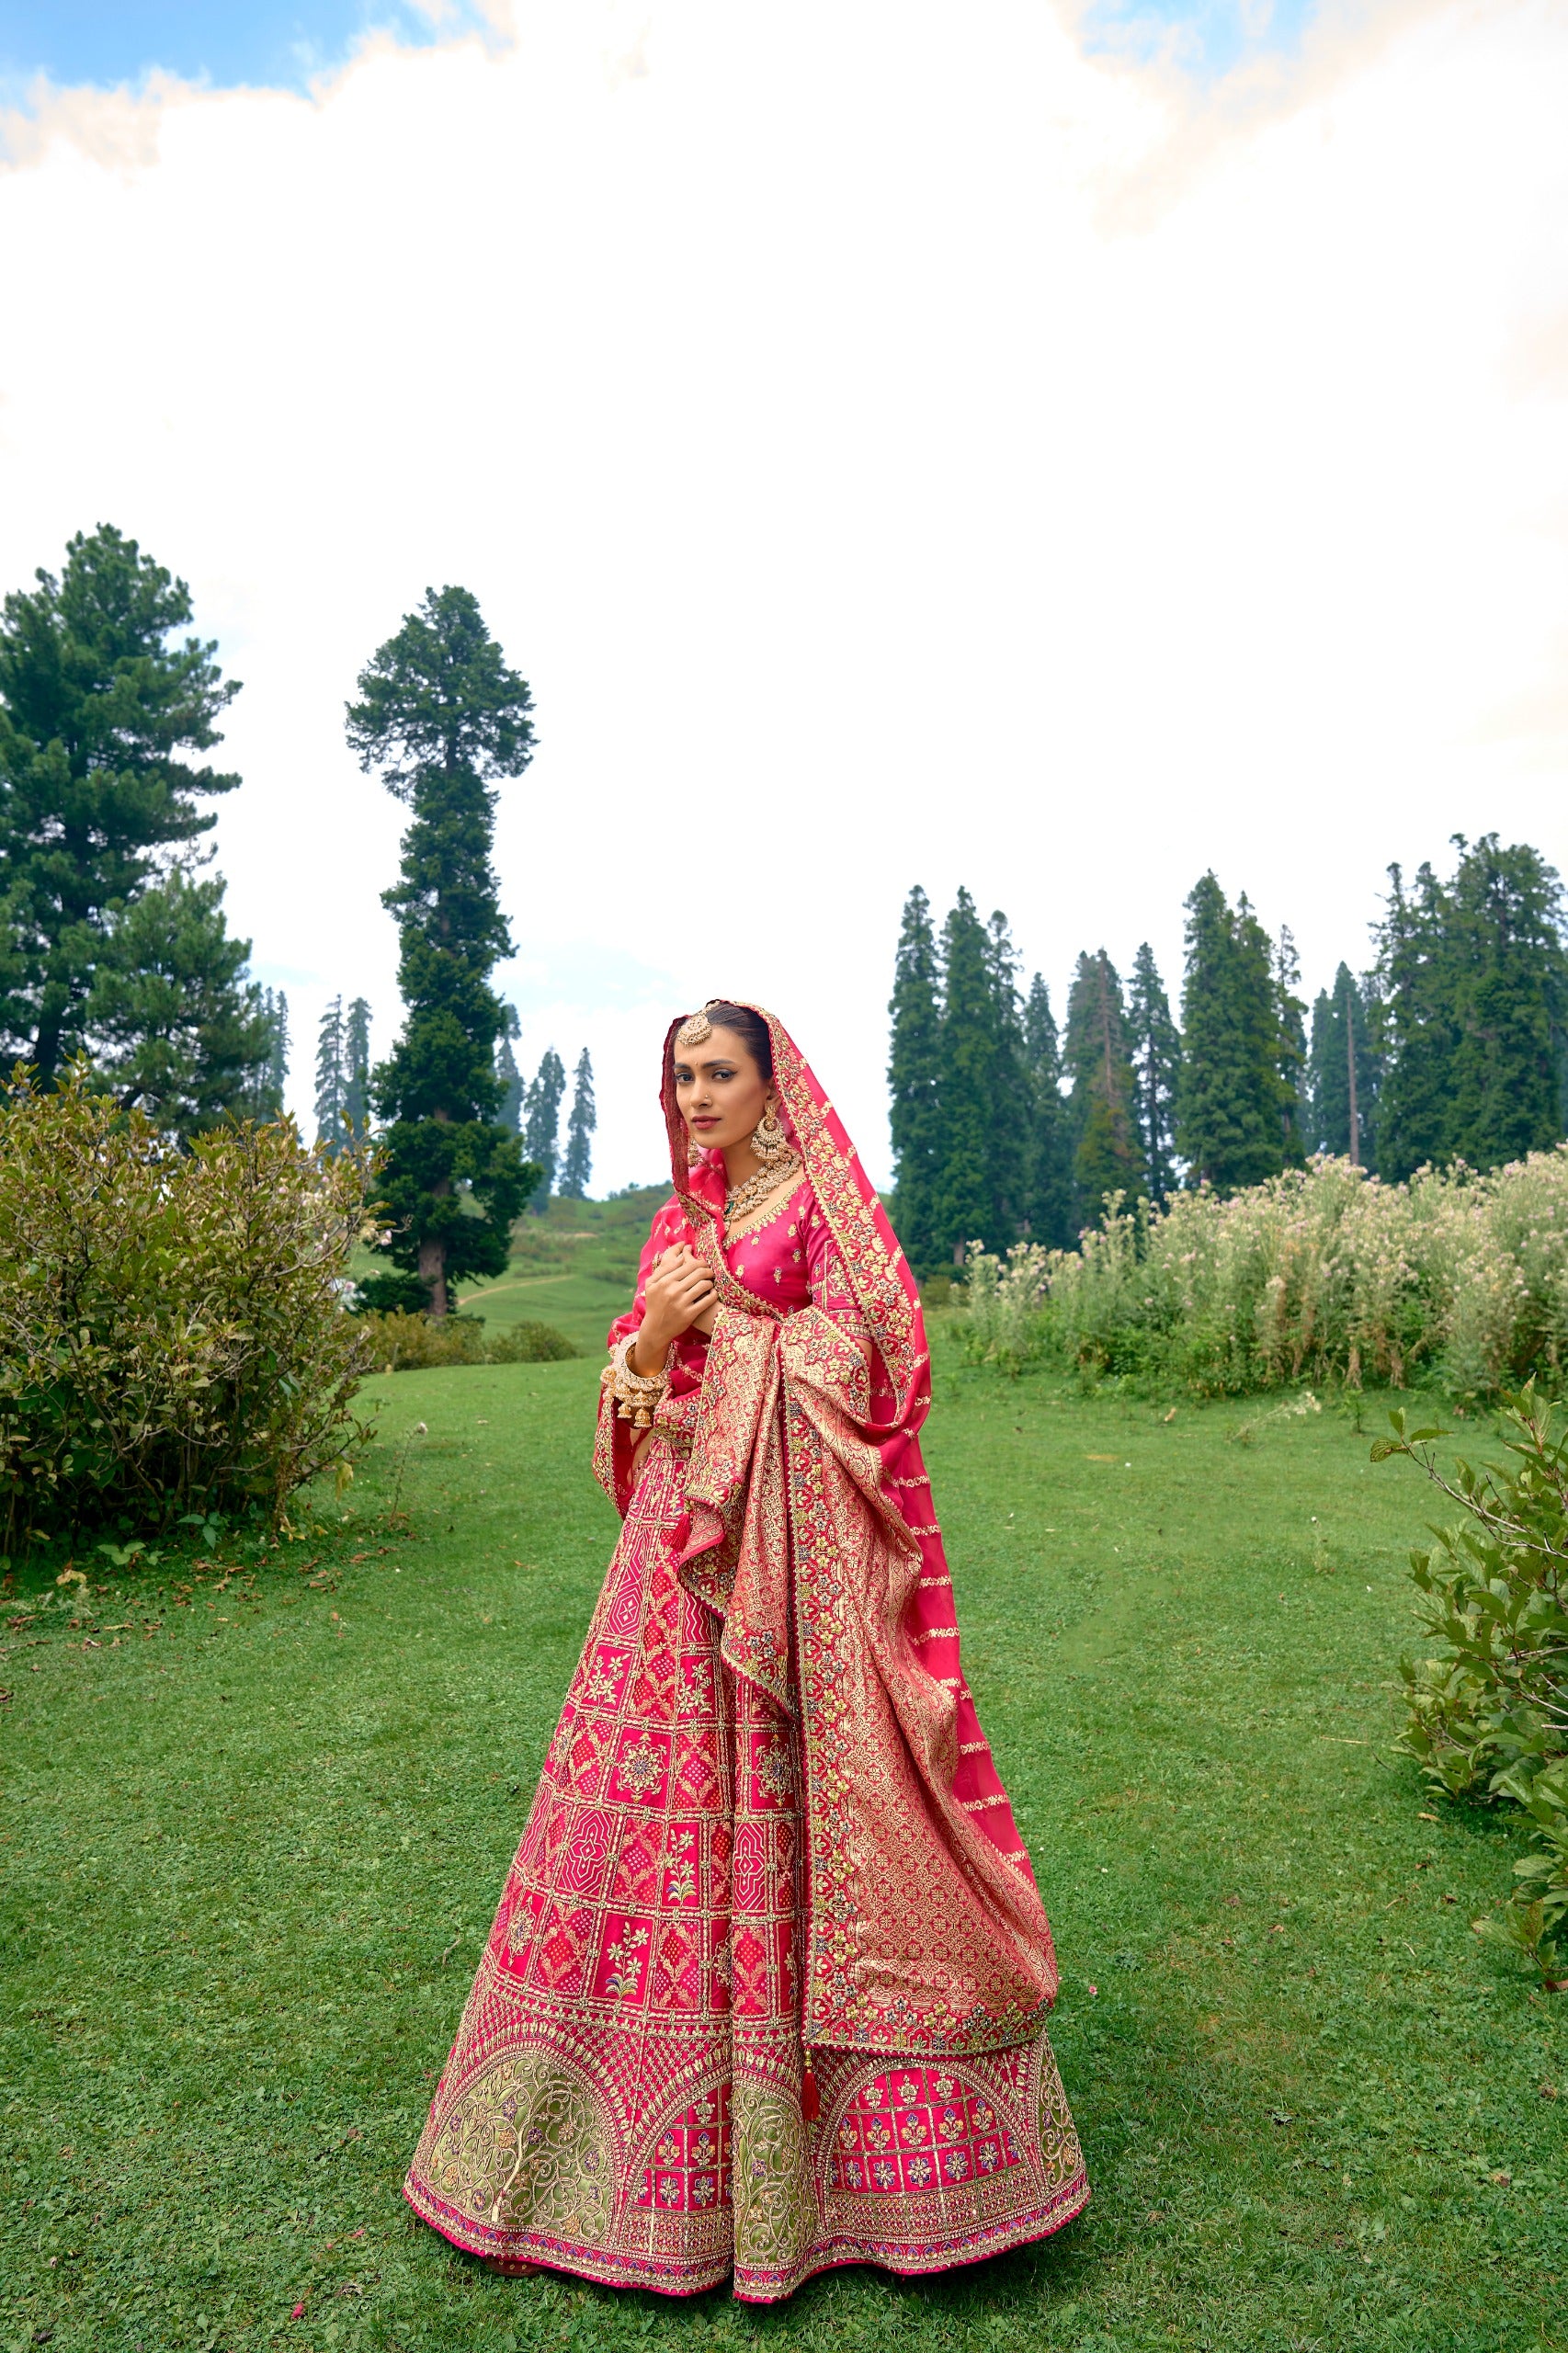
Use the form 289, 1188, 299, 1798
687, 1002, 773, 1080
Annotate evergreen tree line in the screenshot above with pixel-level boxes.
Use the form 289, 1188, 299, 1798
890, 839, 1568, 1273
494, 1017, 597, 1207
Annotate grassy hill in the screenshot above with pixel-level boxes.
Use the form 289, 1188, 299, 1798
2, 1343, 1562, 2351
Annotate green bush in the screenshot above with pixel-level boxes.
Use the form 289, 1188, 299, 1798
486, 1320, 576, 1364
959, 1145, 1568, 1398
0, 1066, 376, 1539
1376, 1393, 1568, 1988
358, 1309, 575, 1370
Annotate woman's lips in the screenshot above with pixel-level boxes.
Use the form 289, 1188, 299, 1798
690, 1117, 719, 1130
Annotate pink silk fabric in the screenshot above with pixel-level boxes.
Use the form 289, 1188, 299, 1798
598, 1005, 1059, 2058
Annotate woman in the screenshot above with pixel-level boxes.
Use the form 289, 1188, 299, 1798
405, 1002, 1087, 2300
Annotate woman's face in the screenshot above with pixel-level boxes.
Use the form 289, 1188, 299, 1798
673, 1027, 771, 1154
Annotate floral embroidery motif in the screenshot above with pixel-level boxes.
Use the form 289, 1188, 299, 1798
754, 1735, 792, 1802
614, 1735, 663, 1798
665, 1829, 698, 1904
604, 1925, 650, 1998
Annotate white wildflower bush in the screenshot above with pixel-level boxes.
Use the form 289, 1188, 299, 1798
957, 1148, 1568, 1399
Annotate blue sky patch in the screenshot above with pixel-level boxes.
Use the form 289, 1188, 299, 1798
1084, 0, 1321, 79
0, 3, 495, 97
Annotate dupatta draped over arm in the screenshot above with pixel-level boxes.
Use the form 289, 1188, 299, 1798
598, 1005, 1057, 2062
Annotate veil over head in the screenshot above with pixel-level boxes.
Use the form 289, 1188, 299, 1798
661, 1002, 930, 1438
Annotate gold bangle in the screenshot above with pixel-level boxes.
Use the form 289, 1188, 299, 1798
605, 1331, 666, 1428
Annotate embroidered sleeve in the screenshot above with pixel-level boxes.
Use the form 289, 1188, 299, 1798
597, 1197, 694, 1512
804, 1195, 873, 1342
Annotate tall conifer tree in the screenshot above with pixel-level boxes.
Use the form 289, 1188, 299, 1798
0, 526, 241, 1081
983, 910, 1030, 1244
347, 585, 537, 1316
524, 1048, 568, 1211
495, 1004, 523, 1133
342, 997, 371, 1139
85, 867, 276, 1138
314, 995, 347, 1151
1023, 972, 1074, 1247
887, 885, 943, 1271
1063, 949, 1142, 1221
1307, 963, 1379, 1164
560, 1049, 596, 1199
1126, 942, 1181, 1201
1274, 926, 1309, 1167
265, 989, 290, 1111
1175, 873, 1288, 1190
933, 889, 995, 1262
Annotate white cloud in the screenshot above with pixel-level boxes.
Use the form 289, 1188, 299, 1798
2, 0, 1566, 1192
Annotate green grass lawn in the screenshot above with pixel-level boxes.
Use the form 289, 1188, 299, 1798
3, 1348, 1564, 2353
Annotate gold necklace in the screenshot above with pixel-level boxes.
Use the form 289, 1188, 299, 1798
724, 1156, 802, 1233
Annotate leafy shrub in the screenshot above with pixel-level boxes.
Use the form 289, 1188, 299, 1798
358, 1309, 576, 1370
0, 1066, 376, 1538
1376, 1394, 1568, 1988
958, 1146, 1568, 1398
486, 1320, 576, 1364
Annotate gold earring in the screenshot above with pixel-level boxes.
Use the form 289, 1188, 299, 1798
687, 1137, 705, 1167
751, 1099, 791, 1168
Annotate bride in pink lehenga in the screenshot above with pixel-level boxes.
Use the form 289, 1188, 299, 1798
405, 1001, 1088, 2301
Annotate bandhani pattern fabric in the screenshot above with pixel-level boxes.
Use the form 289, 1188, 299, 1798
405, 1007, 1088, 2298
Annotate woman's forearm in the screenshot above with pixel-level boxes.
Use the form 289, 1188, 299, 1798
629, 1327, 671, 1377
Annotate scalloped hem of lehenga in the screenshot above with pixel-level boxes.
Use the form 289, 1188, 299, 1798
403, 2169, 1089, 2304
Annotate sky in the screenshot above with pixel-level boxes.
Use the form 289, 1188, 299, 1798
1, 0, 1566, 1195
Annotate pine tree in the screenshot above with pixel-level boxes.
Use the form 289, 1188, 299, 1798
887, 884, 944, 1273
1445, 835, 1566, 1170
1307, 963, 1379, 1164
1023, 972, 1074, 1247
342, 997, 371, 1140
983, 910, 1030, 1244
265, 989, 290, 1115
314, 995, 347, 1153
83, 867, 276, 1139
347, 585, 538, 1316
1370, 862, 1453, 1180
1126, 942, 1181, 1201
560, 1049, 596, 1199
1175, 873, 1288, 1191
1374, 835, 1567, 1180
495, 1004, 523, 1133
0, 525, 240, 1080
1274, 926, 1309, 1167
1063, 949, 1142, 1221
933, 889, 995, 1262
524, 1048, 568, 1211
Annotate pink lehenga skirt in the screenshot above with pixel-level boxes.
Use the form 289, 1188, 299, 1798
403, 1438, 1088, 2301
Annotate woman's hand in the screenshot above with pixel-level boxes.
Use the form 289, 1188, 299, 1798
631, 1243, 717, 1372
